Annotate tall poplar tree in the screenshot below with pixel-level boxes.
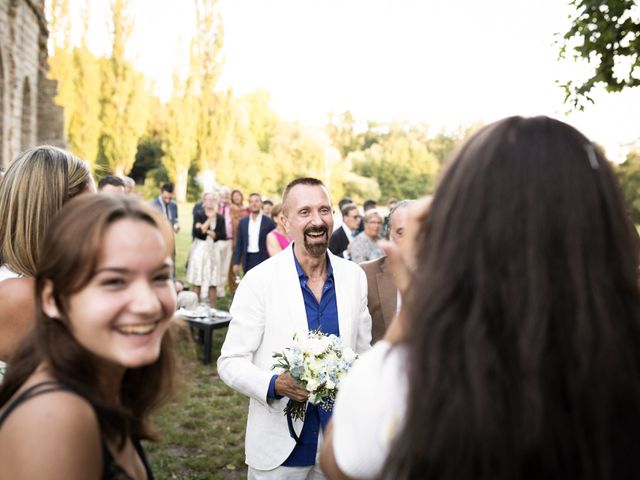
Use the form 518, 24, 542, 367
47, 0, 101, 168
98, 0, 149, 177
161, 71, 198, 202
192, 0, 232, 183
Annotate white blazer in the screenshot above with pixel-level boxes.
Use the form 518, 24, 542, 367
217, 244, 372, 471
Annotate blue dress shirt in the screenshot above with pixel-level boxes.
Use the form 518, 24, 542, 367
267, 249, 339, 467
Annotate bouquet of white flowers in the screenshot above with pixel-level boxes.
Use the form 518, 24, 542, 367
272, 329, 358, 422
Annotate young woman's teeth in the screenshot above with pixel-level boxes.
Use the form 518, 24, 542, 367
116, 324, 155, 335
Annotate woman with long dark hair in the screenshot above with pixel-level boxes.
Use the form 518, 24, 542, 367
321, 116, 640, 479
0, 194, 176, 479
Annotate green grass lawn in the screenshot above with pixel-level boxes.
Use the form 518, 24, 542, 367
145, 330, 248, 480
146, 202, 249, 479
174, 202, 195, 282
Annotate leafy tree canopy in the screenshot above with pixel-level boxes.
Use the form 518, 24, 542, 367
560, 0, 640, 109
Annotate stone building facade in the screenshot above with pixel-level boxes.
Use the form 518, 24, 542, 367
0, 0, 64, 168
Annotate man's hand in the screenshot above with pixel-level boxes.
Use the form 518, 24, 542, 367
173, 223, 181, 233
274, 372, 309, 402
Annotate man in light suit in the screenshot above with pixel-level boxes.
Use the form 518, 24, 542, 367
233, 192, 275, 275
328, 204, 361, 260
218, 178, 372, 479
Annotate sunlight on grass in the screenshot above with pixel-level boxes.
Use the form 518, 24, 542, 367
146, 330, 248, 479
147, 203, 247, 479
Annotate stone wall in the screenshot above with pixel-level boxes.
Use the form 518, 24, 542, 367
0, 0, 64, 168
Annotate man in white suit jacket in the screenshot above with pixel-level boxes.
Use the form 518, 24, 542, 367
218, 178, 372, 479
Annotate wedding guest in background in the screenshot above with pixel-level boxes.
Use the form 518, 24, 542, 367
0, 194, 176, 479
266, 203, 291, 256
231, 189, 248, 217
217, 186, 235, 297
186, 192, 226, 307
382, 198, 398, 237
262, 198, 274, 217
362, 199, 377, 212
332, 196, 353, 232
350, 210, 384, 264
122, 176, 136, 195
98, 175, 125, 194
0, 146, 94, 373
329, 204, 361, 260
360, 200, 418, 344
151, 182, 179, 278
219, 177, 371, 479
232, 193, 275, 275
355, 200, 376, 235
228, 188, 249, 293
151, 183, 180, 234
321, 116, 640, 479
175, 280, 199, 310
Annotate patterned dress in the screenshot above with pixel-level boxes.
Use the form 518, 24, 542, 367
350, 232, 384, 264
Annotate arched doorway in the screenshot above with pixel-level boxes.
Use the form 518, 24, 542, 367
20, 77, 32, 152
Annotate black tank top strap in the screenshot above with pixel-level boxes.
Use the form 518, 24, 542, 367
0, 381, 76, 427
101, 439, 154, 480
0, 380, 155, 480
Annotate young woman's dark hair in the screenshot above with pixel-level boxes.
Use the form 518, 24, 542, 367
382, 116, 640, 479
0, 194, 176, 447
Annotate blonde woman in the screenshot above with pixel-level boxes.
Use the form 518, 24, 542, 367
0, 146, 94, 370
186, 191, 227, 307
350, 210, 385, 264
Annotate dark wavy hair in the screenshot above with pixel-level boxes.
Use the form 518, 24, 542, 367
382, 116, 640, 479
0, 194, 177, 448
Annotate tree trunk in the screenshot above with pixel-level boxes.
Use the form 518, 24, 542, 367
176, 167, 189, 203
197, 168, 217, 193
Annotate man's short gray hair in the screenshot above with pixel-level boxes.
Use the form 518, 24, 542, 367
387, 200, 413, 229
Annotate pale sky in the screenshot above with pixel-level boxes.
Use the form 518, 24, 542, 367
80, 0, 639, 161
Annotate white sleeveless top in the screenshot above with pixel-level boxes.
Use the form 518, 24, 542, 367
0, 264, 22, 282
331, 341, 409, 478
0, 264, 23, 381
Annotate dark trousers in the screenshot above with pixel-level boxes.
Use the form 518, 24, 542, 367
245, 252, 263, 272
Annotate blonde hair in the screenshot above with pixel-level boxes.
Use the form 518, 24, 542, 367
0, 146, 91, 276
271, 202, 283, 220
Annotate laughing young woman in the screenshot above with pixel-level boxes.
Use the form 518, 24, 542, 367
0, 194, 177, 480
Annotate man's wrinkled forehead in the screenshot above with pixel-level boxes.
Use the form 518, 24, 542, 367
285, 184, 332, 214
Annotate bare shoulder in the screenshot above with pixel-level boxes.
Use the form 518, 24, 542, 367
0, 277, 36, 359
0, 386, 103, 479
0, 276, 35, 303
